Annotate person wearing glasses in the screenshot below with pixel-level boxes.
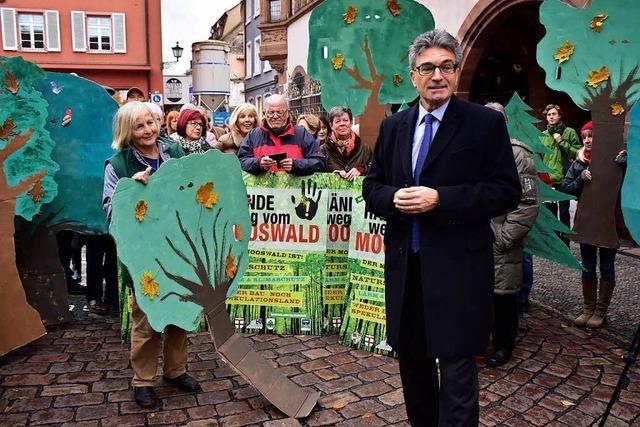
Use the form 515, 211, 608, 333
237, 94, 326, 175
363, 30, 520, 426
172, 109, 214, 154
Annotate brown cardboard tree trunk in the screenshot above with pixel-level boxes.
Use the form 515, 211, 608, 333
571, 106, 625, 248
0, 200, 46, 355
359, 83, 386, 150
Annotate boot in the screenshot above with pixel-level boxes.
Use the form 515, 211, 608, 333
586, 280, 615, 329
574, 277, 597, 327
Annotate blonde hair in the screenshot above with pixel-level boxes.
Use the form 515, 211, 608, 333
112, 101, 156, 150
230, 103, 258, 134
297, 113, 321, 135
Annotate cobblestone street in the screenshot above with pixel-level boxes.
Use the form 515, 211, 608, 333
1, 285, 639, 426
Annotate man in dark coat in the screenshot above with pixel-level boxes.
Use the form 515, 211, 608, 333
362, 30, 521, 426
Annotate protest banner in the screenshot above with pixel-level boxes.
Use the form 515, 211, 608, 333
226, 173, 328, 335
339, 179, 395, 356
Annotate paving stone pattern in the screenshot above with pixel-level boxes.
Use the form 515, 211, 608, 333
1, 303, 639, 426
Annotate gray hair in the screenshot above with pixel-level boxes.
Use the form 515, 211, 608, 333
264, 94, 289, 109
484, 102, 507, 123
328, 106, 353, 124
408, 29, 463, 69
180, 102, 197, 112
144, 102, 164, 120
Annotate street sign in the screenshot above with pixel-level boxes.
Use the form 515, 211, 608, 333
150, 93, 163, 105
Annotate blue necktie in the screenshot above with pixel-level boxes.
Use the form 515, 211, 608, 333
411, 114, 434, 252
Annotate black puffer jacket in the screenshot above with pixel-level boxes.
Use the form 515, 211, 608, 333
559, 148, 589, 199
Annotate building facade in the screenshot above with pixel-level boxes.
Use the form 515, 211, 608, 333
258, 0, 591, 126
0, 0, 163, 101
243, 0, 277, 118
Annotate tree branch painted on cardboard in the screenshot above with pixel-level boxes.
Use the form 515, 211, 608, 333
109, 150, 251, 332
505, 93, 581, 270
307, 0, 434, 148
622, 102, 640, 244
0, 56, 60, 355
537, 0, 639, 247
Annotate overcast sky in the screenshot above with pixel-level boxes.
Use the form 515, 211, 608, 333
161, 0, 240, 75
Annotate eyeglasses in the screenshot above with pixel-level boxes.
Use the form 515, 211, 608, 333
413, 61, 458, 77
186, 121, 203, 128
265, 110, 287, 118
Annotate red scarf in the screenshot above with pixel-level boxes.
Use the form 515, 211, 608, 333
330, 130, 356, 156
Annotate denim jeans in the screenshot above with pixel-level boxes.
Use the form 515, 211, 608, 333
579, 244, 616, 284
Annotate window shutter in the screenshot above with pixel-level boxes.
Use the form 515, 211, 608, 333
45, 10, 61, 51
112, 13, 126, 53
1, 8, 17, 51
71, 11, 86, 51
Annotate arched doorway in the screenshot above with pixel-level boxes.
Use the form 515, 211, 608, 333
457, 0, 591, 129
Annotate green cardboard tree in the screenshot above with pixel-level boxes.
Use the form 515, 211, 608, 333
0, 56, 59, 355
505, 93, 581, 270
537, 0, 640, 248
110, 151, 318, 418
307, 0, 434, 148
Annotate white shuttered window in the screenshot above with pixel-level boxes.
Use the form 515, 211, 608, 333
45, 10, 61, 51
18, 13, 45, 50
1, 8, 17, 51
71, 11, 86, 51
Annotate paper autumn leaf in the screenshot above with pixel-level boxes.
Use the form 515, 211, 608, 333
343, 5, 358, 24
226, 253, 238, 279
590, 13, 608, 32
0, 118, 16, 140
332, 54, 345, 70
140, 271, 160, 299
586, 66, 610, 88
135, 200, 148, 222
610, 102, 625, 116
387, 0, 401, 16
27, 179, 45, 203
233, 223, 243, 241
4, 71, 18, 94
196, 182, 219, 208
392, 74, 403, 86
554, 41, 575, 64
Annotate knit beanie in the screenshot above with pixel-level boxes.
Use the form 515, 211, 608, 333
580, 121, 593, 134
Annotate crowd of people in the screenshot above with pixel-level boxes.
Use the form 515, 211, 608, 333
52, 29, 630, 421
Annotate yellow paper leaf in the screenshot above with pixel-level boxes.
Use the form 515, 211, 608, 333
392, 74, 403, 86
140, 271, 160, 299
387, 0, 401, 16
362, 412, 373, 418
332, 54, 345, 70
343, 6, 358, 24
610, 102, 625, 116
5, 71, 18, 94
590, 13, 608, 32
554, 41, 575, 64
0, 117, 16, 139
586, 66, 610, 88
27, 179, 45, 203
332, 401, 348, 410
135, 200, 148, 222
226, 253, 238, 279
196, 182, 219, 208
561, 400, 576, 407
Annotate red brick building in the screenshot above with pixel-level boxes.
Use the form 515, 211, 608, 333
0, 0, 163, 100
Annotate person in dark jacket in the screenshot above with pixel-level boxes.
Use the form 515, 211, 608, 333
321, 106, 372, 181
363, 30, 521, 426
560, 121, 618, 329
485, 103, 539, 367
237, 95, 326, 175
103, 102, 201, 408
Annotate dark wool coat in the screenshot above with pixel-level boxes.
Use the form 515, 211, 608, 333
363, 96, 521, 357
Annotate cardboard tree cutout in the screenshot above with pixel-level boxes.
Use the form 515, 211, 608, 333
14, 71, 118, 325
537, 0, 640, 248
110, 151, 318, 418
307, 0, 434, 148
622, 103, 640, 243
504, 93, 582, 270
0, 57, 60, 355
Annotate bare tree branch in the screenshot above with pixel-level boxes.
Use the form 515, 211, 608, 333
0, 129, 34, 163
155, 257, 202, 296
165, 235, 197, 270
344, 64, 373, 90
9, 169, 46, 199
362, 35, 382, 83
175, 211, 212, 287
